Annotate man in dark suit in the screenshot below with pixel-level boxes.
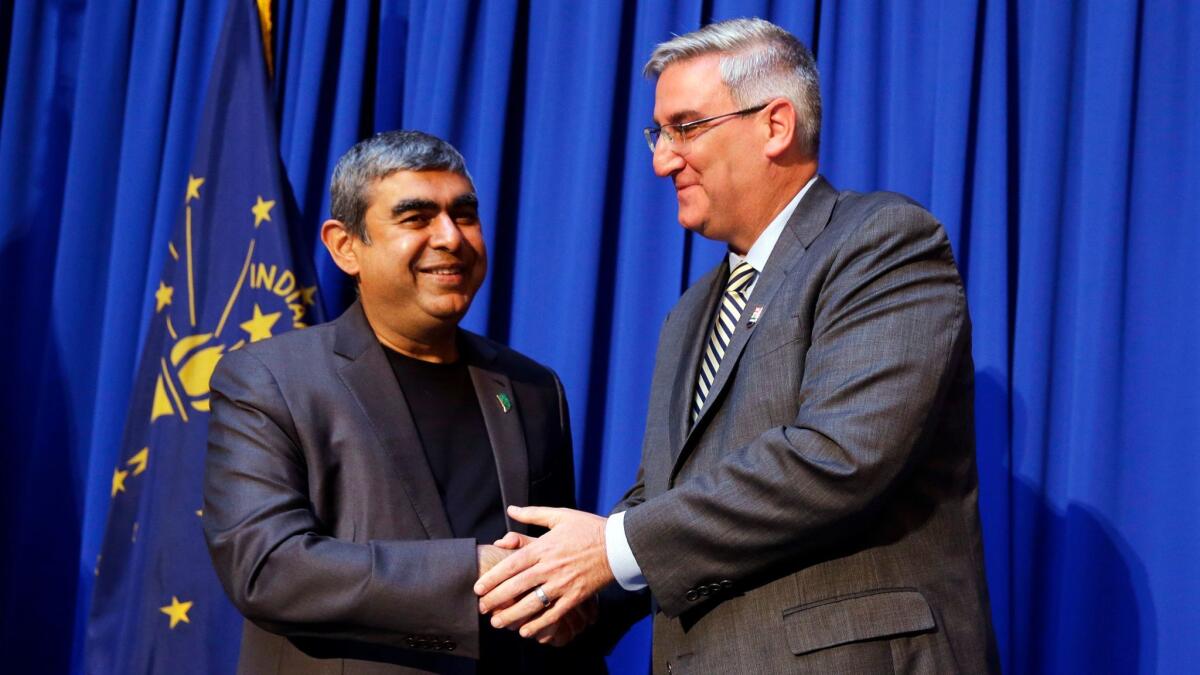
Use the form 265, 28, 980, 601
204, 130, 602, 674
476, 19, 999, 673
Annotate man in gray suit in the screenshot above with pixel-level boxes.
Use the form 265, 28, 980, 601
476, 19, 999, 673
204, 131, 602, 674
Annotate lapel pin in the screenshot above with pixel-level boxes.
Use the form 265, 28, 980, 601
747, 305, 764, 326
496, 392, 513, 413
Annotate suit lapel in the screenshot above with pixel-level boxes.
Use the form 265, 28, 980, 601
333, 301, 453, 539
667, 262, 728, 460
674, 177, 840, 470
463, 335, 531, 535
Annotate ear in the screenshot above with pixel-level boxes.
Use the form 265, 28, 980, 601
321, 219, 361, 277
761, 98, 797, 160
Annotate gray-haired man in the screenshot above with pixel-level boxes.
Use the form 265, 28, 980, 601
205, 131, 604, 674
476, 19, 999, 673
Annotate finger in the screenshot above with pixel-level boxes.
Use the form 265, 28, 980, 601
480, 566, 541, 617
559, 607, 584, 641
506, 505, 563, 528
534, 617, 573, 646
493, 532, 529, 549
475, 547, 535, 597
490, 585, 551, 629
517, 598, 576, 639
533, 621, 557, 644
487, 595, 515, 613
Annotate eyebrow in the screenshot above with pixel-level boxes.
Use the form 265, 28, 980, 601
653, 109, 703, 126
391, 193, 479, 217
451, 193, 479, 210
392, 198, 439, 216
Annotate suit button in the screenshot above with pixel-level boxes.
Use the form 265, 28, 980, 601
685, 589, 699, 601
404, 636, 415, 647
666, 661, 673, 674
721, 579, 733, 589
698, 585, 710, 596
446, 641, 457, 651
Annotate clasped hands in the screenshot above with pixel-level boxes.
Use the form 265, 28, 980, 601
474, 506, 614, 646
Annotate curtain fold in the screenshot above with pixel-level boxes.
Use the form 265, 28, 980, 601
1, 1, 1196, 673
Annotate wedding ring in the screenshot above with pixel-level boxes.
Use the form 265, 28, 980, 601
534, 585, 551, 608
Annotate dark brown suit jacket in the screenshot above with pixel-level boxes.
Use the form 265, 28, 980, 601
204, 301, 604, 674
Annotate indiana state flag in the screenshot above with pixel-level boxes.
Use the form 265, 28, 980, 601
85, 1, 322, 672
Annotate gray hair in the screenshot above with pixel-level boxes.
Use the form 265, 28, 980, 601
644, 18, 821, 156
329, 130, 474, 241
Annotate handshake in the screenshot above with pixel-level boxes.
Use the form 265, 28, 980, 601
473, 505, 617, 647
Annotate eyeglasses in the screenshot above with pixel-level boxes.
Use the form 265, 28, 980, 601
643, 103, 768, 153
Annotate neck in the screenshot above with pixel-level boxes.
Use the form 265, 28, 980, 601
729, 165, 817, 255
377, 329, 459, 363
360, 301, 459, 362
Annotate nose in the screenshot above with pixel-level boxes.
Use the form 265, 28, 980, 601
428, 213, 464, 250
652, 141, 685, 178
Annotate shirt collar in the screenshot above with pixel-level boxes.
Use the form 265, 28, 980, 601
728, 174, 819, 273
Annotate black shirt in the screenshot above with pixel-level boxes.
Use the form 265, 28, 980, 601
383, 343, 506, 545
383, 342, 522, 672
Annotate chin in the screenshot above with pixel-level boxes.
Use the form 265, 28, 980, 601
678, 216, 709, 236
424, 297, 473, 322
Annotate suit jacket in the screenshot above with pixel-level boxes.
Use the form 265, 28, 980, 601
204, 301, 604, 674
615, 176, 999, 674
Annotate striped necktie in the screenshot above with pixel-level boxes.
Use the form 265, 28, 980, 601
692, 261, 759, 424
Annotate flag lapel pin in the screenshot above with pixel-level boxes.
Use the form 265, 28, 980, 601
496, 392, 513, 413
747, 305, 764, 326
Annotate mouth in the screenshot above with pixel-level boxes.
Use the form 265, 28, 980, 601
417, 262, 470, 284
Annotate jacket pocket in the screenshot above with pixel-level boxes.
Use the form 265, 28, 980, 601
781, 588, 935, 655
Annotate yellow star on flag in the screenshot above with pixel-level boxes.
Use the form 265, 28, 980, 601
299, 285, 318, 307
240, 303, 282, 342
160, 596, 193, 629
252, 195, 276, 227
111, 467, 128, 497
154, 282, 174, 312
186, 175, 205, 203
127, 447, 149, 476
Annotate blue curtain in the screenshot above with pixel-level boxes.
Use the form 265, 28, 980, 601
2, 1, 1196, 673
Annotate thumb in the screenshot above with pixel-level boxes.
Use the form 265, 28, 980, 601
507, 505, 561, 528
493, 531, 531, 549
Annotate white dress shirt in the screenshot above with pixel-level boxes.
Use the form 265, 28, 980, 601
605, 175, 818, 591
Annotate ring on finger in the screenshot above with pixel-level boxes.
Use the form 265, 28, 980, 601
534, 585, 552, 608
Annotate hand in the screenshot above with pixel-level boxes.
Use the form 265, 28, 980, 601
531, 595, 598, 646
474, 506, 614, 639
493, 531, 535, 550
476, 544, 513, 577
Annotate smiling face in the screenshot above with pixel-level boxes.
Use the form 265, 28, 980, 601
338, 169, 487, 344
651, 54, 764, 249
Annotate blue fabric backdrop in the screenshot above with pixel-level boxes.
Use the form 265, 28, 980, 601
2, 1, 1197, 673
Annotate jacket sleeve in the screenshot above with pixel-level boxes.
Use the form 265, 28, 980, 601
203, 348, 482, 656
622, 203, 971, 618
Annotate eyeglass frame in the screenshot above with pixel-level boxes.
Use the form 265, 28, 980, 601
643, 103, 768, 153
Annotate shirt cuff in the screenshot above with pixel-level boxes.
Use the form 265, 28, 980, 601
605, 510, 647, 591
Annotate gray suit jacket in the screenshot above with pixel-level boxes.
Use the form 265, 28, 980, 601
204, 301, 604, 674
615, 177, 999, 674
